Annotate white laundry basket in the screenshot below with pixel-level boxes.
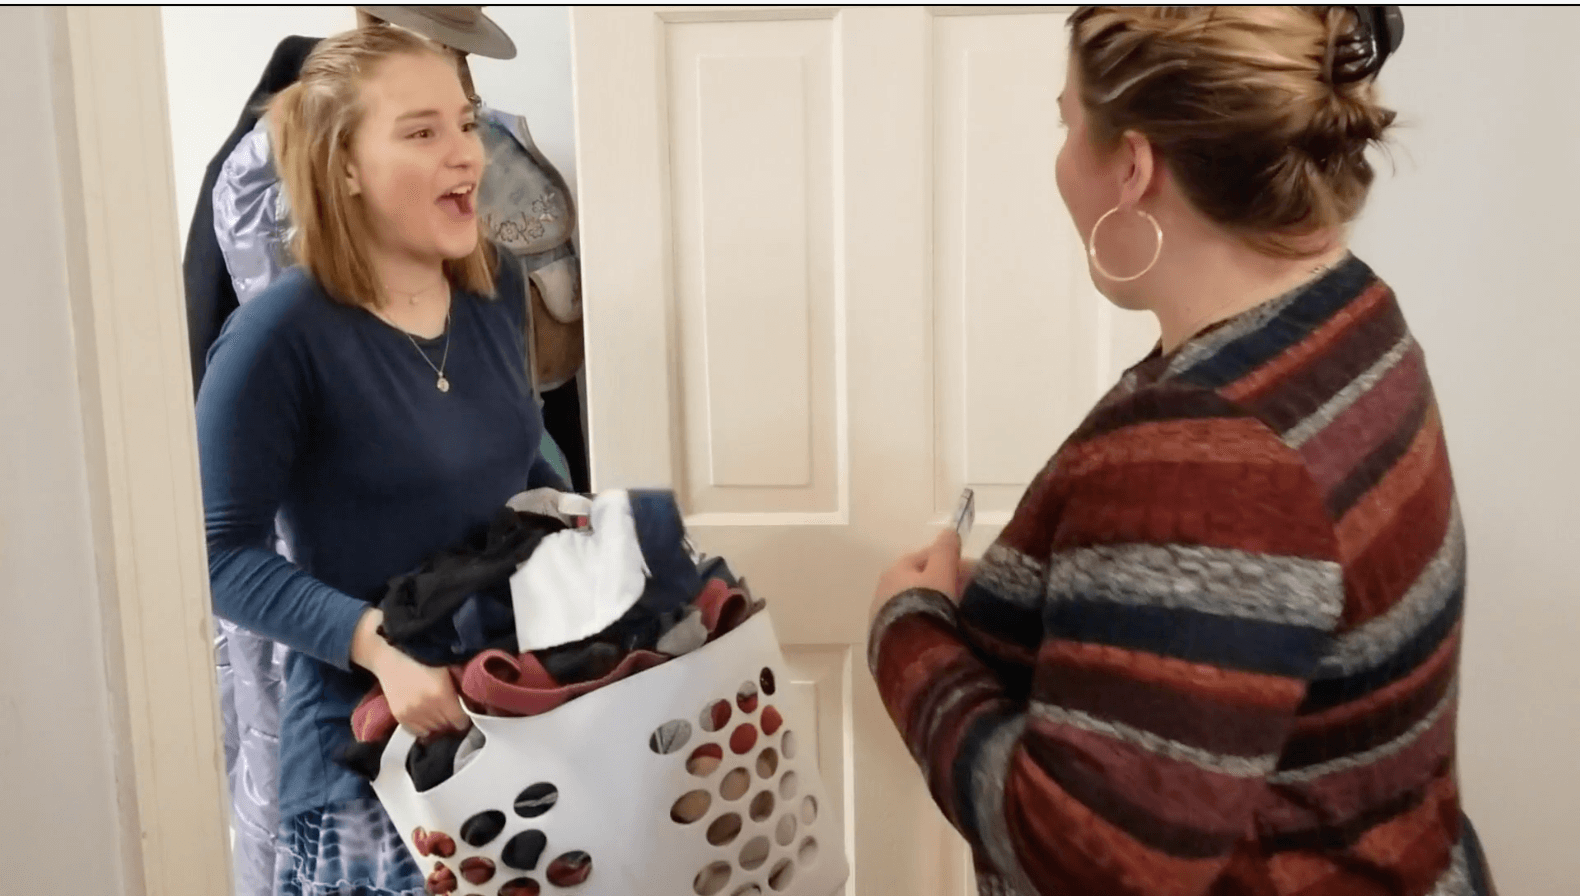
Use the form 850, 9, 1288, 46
371, 610, 849, 896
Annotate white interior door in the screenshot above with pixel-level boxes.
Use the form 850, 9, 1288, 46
571, 7, 1156, 894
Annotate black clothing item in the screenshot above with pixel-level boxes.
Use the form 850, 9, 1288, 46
377, 509, 567, 662
405, 731, 468, 793
334, 740, 384, 783
540, 379, 589, 492
183, 35, 320, 394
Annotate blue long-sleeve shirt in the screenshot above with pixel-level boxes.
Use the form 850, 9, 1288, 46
196, 254, 563, 821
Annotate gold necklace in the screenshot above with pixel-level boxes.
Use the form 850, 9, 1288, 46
399, 310, 453, 393
370, 304, 454, 393
382, 277, 448, 306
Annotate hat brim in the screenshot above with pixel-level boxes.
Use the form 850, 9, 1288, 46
357, 6, 518, 60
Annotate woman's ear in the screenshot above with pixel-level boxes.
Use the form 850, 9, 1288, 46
345, 160, 363, 197
1117, 129, 1157, 208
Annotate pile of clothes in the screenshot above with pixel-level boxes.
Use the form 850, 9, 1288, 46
337, 489, 763, 792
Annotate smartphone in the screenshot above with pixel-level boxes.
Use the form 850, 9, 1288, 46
950, 487, 975, 541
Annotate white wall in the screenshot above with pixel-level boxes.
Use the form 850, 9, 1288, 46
1350, 8, 1580, 894
0, 7, 139, 892
160, 5, 576, 247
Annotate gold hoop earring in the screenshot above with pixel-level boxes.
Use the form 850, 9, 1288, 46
1088, 205, 1163, 283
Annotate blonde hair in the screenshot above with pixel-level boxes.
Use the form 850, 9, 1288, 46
266, 25, 495, 308
1069, 6, 1398, 257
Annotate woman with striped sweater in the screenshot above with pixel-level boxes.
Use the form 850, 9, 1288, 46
869, 7, 1496, 896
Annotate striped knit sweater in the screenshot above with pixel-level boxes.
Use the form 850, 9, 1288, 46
868, 256, 1497, 896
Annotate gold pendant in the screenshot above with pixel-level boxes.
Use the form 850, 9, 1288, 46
437, 375, 450, 393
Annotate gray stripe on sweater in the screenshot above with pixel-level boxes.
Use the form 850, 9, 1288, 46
868, 588, 957, 674
1428, 843, 1471, 896
971, 542, 1047, 611
1047, 543, 1344, 628
965, 713, 1042, 896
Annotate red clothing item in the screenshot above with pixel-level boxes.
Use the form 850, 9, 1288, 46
353, 579, 755, 744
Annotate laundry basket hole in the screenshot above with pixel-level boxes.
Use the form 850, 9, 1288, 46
781, 729, 797, 760
694, 861, 732, 895
546, 851, 592, 888
701, 699, 733, 732
730, 723, 759, 755
737, 681, 759, 714
749, 790, 776, 822
671, 789, 712, 824
498, 878, 540, 896
798, 837, 819, 867
755, 747, 779, 778
800, 796, 819, 825
760, 667, 776, 695
501, 830, 547, 871
707, 812, 743, 846
720, 767, 751, 801
778, 771, 799, 800
775, 814, 798, 846
687, 742, 724, 777
460, 856, 496, 885
512, 782, 559, 818
739, 835, 771, 871
760, 706, 784, 737
650, 719, 693, 755
769, 858, 796, 891
732, 886, 763, 896
425, 862, 457, 894
459, 810, 506, 848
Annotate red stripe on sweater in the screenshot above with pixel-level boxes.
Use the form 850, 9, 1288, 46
1039, 641, 1304, 757
1264, 703, 1458, 841
1222, 281, 1392, 406
1056, 457, 1337, 560
1334, 403, 1443, 565
1284, 623, 1461, 761
1300, 347, 1427, 492
1024, 715, 1274, 845
1343, 449, 1454, 628
1055, 416, 1298, 482
1004, 749, 1231, 896
1266, 772, 1461, 896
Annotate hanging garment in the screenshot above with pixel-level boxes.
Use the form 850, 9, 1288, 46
186, 35, 320, 394
185, 35, 321, 896
212, 119, 290, 305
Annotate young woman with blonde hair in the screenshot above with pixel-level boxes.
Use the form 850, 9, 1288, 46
197, 25, 564, 896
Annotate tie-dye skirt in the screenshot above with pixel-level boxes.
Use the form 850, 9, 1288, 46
274, 798, 424, 896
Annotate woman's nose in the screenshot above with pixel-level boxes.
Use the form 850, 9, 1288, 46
447, 130, 483, 171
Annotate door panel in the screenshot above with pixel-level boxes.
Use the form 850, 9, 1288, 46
572, 8, 1156, 894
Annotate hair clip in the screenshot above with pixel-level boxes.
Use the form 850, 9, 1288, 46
1333, 5, 1405, 84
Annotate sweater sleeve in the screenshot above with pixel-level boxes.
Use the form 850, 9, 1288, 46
868, 396, 1344, 896
196, 292, 371, 671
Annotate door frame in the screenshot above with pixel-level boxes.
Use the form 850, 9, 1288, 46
47, 7, 233, 894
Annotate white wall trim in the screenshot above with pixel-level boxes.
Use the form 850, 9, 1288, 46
52, 7, 232, 894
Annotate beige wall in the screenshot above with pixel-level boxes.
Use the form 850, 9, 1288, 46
0, 6, 139, 892
1350, 7, 1580, 893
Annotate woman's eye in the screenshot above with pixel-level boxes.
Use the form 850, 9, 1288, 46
462, 121, 478, 133
410, 128, 434, 140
